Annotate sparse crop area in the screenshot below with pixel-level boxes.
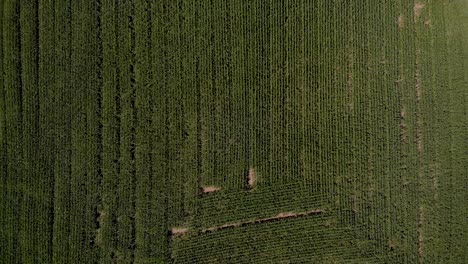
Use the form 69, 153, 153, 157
1, 1, 467, 263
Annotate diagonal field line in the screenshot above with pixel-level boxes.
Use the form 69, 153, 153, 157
171, 208, 325, 238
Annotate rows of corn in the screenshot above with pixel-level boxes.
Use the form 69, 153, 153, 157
0, 1, 467, 263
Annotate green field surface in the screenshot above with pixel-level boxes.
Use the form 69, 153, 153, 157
1, 1, 467, 263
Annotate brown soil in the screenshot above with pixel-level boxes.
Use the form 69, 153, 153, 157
351, 194, 358, 213
201, 209, 324, 234
415, 63, 422, 101
202, 186, 221, 193
388, 240, 397, 251
398, 15, 404, 29
248, 167, 256, 188
95, 210, 105, 245
171, 227, 188, 236
400, 123, 408, 143
400, 106, 407, 143
97, 210, 105, 224
416, 126, 423, 165
414, 3, 425, 22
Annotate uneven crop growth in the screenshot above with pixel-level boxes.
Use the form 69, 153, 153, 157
1, 0, 467, 263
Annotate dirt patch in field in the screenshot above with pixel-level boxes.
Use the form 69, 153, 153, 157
95, 210, 105, 245
400, 106, 408, 143
398, 15, 404, 29
388, 240, 397, 251
97, 210, 105, 224
417, 126, 423, 155
203, 222, 242, 233
400, 123, 408, 143
415, 59, 422, 102
424, 19, 432, 27
248, 167, 256, 189
351, 194, 358, 213
274, 212, 297, 218
201, 209, 324, 234
171, 227, 188, 237
202, 186, 221, 194
414, 3, 425, 22
400, 110, 407, 143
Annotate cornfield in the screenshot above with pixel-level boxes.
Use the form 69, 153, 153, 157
0, 0, 467, 263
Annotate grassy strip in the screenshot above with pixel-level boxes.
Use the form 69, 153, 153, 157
37, 0, 56, 262
51, 0, 72, 262
100, 0, 119, 262
150, 1, 169, 262
250, 0, 271, 189
268, 0, 287, 186
68, 0, 102, 262
425, 1, 449, 261
0, 0, 6, 261
396, 0, 419, 262
134, 0, 153, 263
19, 0, 39, 262
116, 0, 136, 262
198, 0, 215, 190
229, 1, 249, 190
84, 1, 102, 262
3, 1, 22, 262
180, 0, 199, 224
165, 0, 185, 229
443, 2, 468, 261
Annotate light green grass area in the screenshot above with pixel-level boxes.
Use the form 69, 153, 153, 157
1, 1, 467, 263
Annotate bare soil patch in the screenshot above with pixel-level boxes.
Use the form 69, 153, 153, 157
171, 227, 188, 237
388, 240, 397, 251
95, 210, 105, 245
97, 210, 105, 223
400, 106, 408, 143
351, 194, 358, 213
415, 64, 422, 101
414, 3, 425, 22
417, 126, 423, 155
202, 186, 221, 194
274, 212, 297, 218
248, 167, 256, 189
201, 209, 324, 234
400, 123, 408, 143
398, 15, 404, 29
